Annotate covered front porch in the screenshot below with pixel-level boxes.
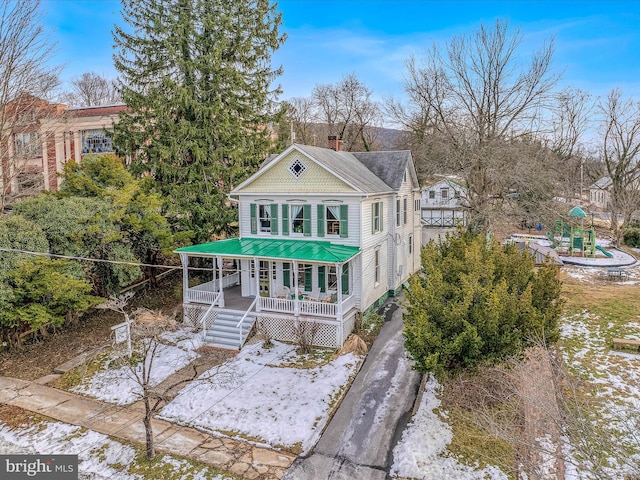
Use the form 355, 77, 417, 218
175, 238, 361, 348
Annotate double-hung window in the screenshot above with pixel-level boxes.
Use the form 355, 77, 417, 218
326, 205, 340, 236
258, 205, 271, 233
372, 202, 383, 233
403, 198, 408, 224
291, 204, 309, 235
396, 199, 401, 227
374, 249, 380, 284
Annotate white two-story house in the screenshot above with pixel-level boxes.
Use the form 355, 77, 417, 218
175, 142, 422, 349
421, 177, 467, 227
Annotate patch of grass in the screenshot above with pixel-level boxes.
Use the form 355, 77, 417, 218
356, 312, 384, 347
125, 449, 236, 480
446, 406, 518, 479
51, 351, 113, 391
278, 347, 334, 369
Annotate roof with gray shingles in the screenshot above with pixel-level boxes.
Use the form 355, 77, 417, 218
293, 144, 399, 193
350, 150, 415, 191
240, 144, 415, 195
589, 176, 612, 190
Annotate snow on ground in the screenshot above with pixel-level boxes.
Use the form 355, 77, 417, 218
159, 340, 360, 453
72, 328, 203, 405
0, 420, 227, 479
390, 376, 507, 480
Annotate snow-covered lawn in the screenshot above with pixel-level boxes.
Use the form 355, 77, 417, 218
0, 419, 229, 479
71, 328, 203, 405
390, 376, 507, 480
160, 340, 360, 453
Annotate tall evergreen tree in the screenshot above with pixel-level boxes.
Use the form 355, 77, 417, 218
112, 0, 285, 242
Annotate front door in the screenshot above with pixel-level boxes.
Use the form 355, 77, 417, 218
259, 261, 270, 297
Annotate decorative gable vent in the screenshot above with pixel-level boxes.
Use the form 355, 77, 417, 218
287, 156, 307, 179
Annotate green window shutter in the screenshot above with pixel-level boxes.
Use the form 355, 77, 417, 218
303, 204, 312, 237
282, 204, 289, 236
341, 263, 349, 295
283, 263, 290, 288
317, 205, 325, 237
304, 265, 312, 290
250, 203, 257, 234
340, 205, 348, 238
270, 203, 278, 235
380, 203, 384, 231
318, 266, 326, 293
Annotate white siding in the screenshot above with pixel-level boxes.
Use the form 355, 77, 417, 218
359, 195, 393, 312
238, 194, 362, 247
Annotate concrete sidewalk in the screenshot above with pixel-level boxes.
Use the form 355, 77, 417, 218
0, 375, 294, 479
284, 296, 422, 479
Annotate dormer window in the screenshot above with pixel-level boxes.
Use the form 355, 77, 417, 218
287, 156, 307, 179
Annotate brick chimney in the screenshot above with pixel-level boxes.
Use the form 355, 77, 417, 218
328, 135, 343, 151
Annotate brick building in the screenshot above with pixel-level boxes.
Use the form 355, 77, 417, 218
1, 95, 126, 206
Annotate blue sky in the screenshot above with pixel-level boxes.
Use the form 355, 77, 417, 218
42, 0, 640, 102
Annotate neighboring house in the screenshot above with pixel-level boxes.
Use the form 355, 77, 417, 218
588, 175, 640, 210
588, 176, 612, 209
1, 94, 126, 203
175, 140, 422, 349
420, 177, 467, 228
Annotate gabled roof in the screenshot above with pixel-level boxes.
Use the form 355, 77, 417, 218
588, 176, 612, 190
176, 237, 360, 264
235, 144, 415, 195
350, 150, 416, 191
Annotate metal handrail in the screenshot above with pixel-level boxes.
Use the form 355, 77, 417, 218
236, 296, 258, 347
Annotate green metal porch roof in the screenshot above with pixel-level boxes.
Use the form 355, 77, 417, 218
175, 238, 360, 263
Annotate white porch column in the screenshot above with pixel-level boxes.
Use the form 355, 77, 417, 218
336, 264, 343, 323
42, 136, 50, 190
254, 257, 261, 312
217, 255, 224, 307
293, 260, 299, 316
180, 254, 189, 303
73, 131, 82, 163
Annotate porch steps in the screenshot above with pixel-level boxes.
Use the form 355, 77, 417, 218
204, 310, 256, 350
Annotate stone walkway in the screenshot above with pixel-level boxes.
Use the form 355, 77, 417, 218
0, 374, 295, 480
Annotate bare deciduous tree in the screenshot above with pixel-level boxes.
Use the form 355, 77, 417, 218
99, 295, 235, 460
387, 19, 559, 231
598, 88, 640, 241
312, 73, 382, 151
0, 0, 61, 210
548, 88, 594, 202
283, 96, 318, 146
60, 72, 121, 107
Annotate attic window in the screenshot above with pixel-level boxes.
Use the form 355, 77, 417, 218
288, 157, 307, 179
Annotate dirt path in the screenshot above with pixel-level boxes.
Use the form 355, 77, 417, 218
519, 346, 565, 480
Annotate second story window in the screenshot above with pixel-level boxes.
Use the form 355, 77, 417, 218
14, 132, 41, 155
290, 204, 310, 235
396, 199, 401, 227
414, 199, 421, 211
82, 129, 113, 154
372, 201, 383, 233
326, 206, 340, 235
441, 188, 449, 200
428, 190, 435, 199
403, 198, 408, 224
258, 205, 271, 233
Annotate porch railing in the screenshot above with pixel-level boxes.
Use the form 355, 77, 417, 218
186, 272, 239, 304
259, 294, 355, 318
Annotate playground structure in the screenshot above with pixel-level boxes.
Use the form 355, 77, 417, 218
549, 206, 612, 258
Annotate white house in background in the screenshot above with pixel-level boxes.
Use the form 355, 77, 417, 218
420, 177, 467, 227
588, 176, 612, 209
176, 140, 423, 350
